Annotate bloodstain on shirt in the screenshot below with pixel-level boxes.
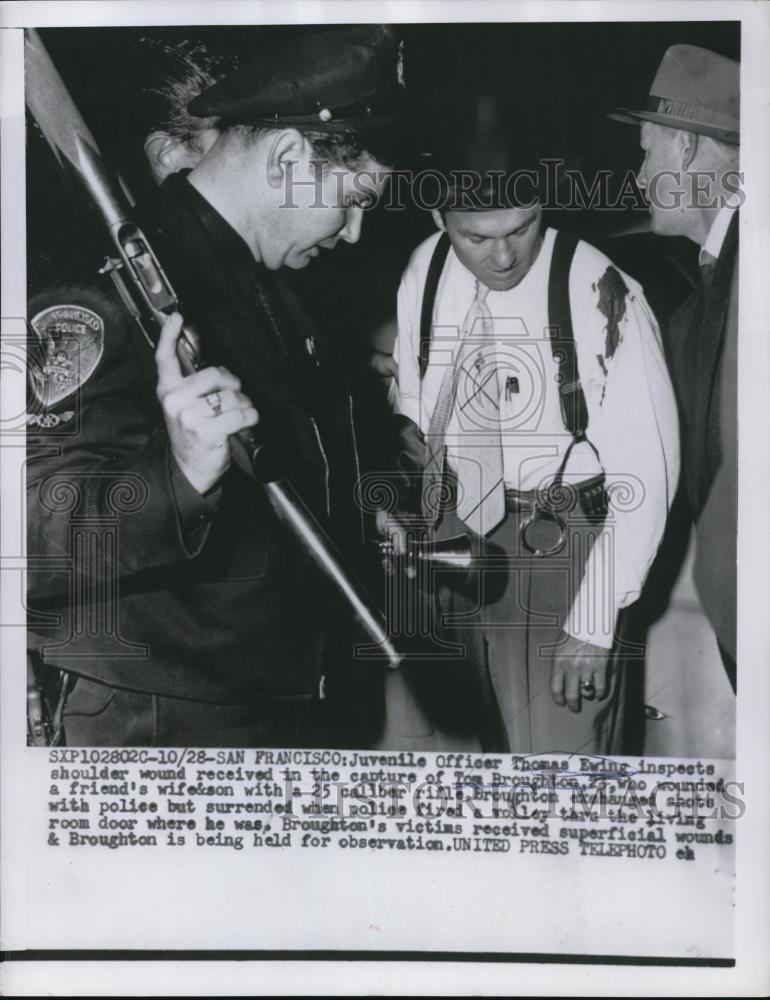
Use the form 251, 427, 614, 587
592, 266, 629, 397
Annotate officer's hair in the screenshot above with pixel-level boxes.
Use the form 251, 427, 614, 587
132, 36, 238, 149
699, 134, 740, 170
233, 124, 385, 170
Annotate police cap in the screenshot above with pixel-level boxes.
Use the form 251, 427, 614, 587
188, 25, 403, 131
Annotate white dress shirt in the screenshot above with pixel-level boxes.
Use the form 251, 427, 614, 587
392, 227, 680, 648
700, 206, 736, 264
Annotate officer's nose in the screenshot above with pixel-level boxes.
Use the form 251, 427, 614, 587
340, 206, 364, 245
490, 241, 515, 271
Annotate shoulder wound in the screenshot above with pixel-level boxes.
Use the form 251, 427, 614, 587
28, 284, 129, 409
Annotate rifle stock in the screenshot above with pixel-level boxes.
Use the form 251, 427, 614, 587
25, 29, 401, 669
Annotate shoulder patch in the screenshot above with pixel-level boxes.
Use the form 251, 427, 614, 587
29, 303, 105, 407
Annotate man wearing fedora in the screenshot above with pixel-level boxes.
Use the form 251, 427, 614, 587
26, 26, 400, 747
610, 45, 740, 691
382, 96, 680, 753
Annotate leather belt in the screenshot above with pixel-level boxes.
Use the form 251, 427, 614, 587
504, 487, 542, 512
504, 474, 606, 514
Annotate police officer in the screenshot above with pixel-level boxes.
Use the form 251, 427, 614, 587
27, 26, 401, 747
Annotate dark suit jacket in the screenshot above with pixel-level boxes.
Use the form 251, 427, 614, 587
666, 213, 738, 662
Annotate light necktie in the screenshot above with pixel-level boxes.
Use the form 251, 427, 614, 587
422, 280, 505, 536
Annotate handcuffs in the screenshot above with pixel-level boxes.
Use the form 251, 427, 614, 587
519, 504, 570, 558
518, 464, 608, 559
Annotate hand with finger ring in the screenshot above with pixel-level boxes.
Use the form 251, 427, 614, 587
205, 390, 222, 416
579, 680, 596, 697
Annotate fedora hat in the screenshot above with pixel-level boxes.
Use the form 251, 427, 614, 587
609, 44, 739, 145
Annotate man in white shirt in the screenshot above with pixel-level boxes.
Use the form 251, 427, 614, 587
610, 44, 740, 690
383, 96, 680, 753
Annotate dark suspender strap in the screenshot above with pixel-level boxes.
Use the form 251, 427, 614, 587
547, 230, 588, 439
419, 232, 451, 379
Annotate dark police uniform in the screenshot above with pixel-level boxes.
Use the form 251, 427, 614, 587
26, 25, 402, 746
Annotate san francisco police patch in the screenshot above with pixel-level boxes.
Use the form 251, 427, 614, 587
29, 303, 105, 407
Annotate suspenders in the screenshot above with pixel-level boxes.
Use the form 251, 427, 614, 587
418, 228, 586, 440
545, 230, 585, 439
418, 232, 451, 380
417, 229, 606, 550
543, 231, 605, 525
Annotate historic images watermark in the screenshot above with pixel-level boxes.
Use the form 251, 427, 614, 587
281, 160, 746, 213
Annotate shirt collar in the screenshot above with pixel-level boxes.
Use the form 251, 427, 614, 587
162, 172, 258, 298
700, 206, 736, 264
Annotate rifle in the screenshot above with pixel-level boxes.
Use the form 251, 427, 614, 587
24, 29, 401, 669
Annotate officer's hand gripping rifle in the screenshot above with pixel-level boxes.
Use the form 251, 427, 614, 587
24, 29, 401, 669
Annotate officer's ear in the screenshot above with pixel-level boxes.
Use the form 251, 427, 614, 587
680, 130, 700, 171
265, 129, 307, 190
144, 131, 216, 183
431, 209, 447, 232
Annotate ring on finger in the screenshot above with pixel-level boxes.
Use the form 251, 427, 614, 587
579, 680, 596, 697
205, 390, 222, 416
